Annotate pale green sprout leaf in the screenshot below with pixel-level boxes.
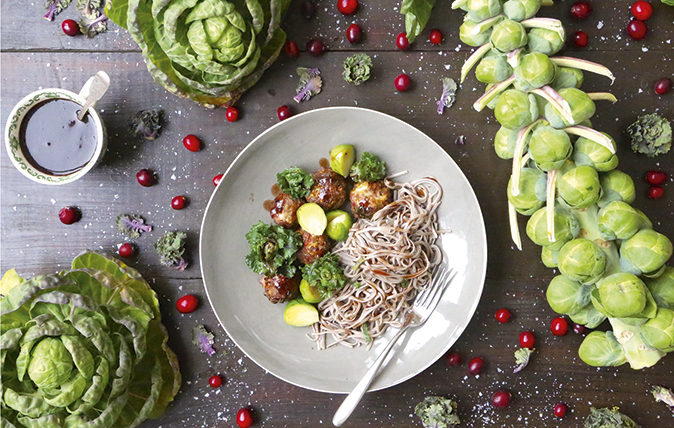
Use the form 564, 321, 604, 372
513, 347, 533, 373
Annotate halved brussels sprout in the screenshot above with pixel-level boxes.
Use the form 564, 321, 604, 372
598, 201, 647, 241
644, 266, 674, 308
551, 67, 584, 90
592, 272, 648, 318
640, 308, 674, 352
526, 207, 579, 247
578, 331, 627, 367
573, 133, 618, 172
620, 229, 673, 276
460, 18, 492, 46
557, 165, 601, 210
476, 54, 514, 84
527, 27, 565, 55
514, 52, 557, 90
507, 167, 545, 215
503, 0, 541, 21
528, 126, 573, 171
597, 170, 636, 208
494, 89, 538, 129
490, 19, 528, 53
546, 274, 593, 315
558, 238, 607, 284
494, 126, 519, 159
544, 88, 596, 128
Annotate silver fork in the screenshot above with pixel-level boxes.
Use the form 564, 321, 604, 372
332, 266, 457, 427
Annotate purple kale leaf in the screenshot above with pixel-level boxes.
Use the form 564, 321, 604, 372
436, 78, 457, 115
44, 0, 72, 21
116, 214, 153, 239
154, 231, 188, 270
294, 68, 322, 103
192, 325, 216, 356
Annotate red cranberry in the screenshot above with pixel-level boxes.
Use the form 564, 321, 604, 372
519, 331, 535, 349
300, 1, 316, 19
573, 323, 586, 334
118, 243, 135, 258
396, 32, 410, 50
446, 352, 461, 367
554, 402, 568, 418
346, 24, 362, 43
136, 169, 155, 187
226, 106, 239, 122
649, 186, 664, 199
209, 374, 223, 388
213, 174, 224, 186
394, 73, 411, 92
59, 206, 80, 225
655, 78, 672, 95
495, 308, 512, 323
631, 1, 653, 20
468, 357, 483, 375
573, 31, 589, 47
62, 19, 80, 36
570, 1, 592, 20
491, 390, 511, 408
183, 134, 201, 152
646, 170, 667, 185
277, 105, 293, 121
236, 408, 254, 428
337, 0, 358, 15
171, 196, 186, 210
627, 19, 648, 40
551, 317, 569, 336
284, 40, 299, 58
176, 294, 198, 313
429, 29, 443, 45
306, 39, 325, 56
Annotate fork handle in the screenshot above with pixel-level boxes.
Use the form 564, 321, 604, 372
332, 325, 410, 426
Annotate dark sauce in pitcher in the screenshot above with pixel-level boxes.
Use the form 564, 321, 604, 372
19, 99, 98, 176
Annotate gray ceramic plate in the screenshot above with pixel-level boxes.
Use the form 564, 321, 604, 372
200, 107, 487, 393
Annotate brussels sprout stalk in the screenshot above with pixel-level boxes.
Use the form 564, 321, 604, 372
461, 43, 492, 83
520, 17, 565, 39
470, 14, 505, 35
507, 48, 524, 67
609, 318, 666, 369
509, 201, 523, 250
586, 92, 618, 103
474, 75, 516, 110
529, 86, 575, 125
546, 169, 558, 242
550, 57, 615, 84
564, 125, 616, 154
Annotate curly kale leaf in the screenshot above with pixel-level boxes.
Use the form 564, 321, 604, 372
44, 0, 72, 21
584, 407, 640, 428
277, 167, 314, 199
349, 152, 388, 183
155, 231, 188, 270
245, 221, 302, 278
437, 77, 457, 115
76, 0, 107, 37
116, 214, 153, 238
414, 396, 460, 428
192, 325, 216, 356
294, 68, 322, 103
651, 386, 674, 414
513, 347, 533, 373
130, 108, 163, 140
343, 53, 372, 86
626, 113, 672, 157
301, 253, 349, 298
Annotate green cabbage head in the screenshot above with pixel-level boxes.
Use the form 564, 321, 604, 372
106, 0, 290, 107
1, 252, 181, 428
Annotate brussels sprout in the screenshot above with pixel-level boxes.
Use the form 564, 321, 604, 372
551, 67, 584, 90
507, 167, 545, 215
578, 331, 627, 367
490, 19, 528, 53
573, 134, 618, 172
526, 207, 579, 247
494, 89, 538, 129
640, 308, 674, 352
557, 166, 601, 210
558, 238, 607, 284
541, 240, 565, 267
528, 126, 573, 171
546, 274, 593, 314
467, 0, 502, 21
598, 170, 636, 208
494, 126, 519, 159
592, 272, 648, 318
476, 54, 514, 84
645, 266, 674, 308
598, 201, 647, 241
503, 0, 541, 21
460, 18, 492, 46
527, 27, 565, 55
569, 303, 607, 329
545, 88, 596, 128
514, 52, 556, 90
620, 229, 674, 276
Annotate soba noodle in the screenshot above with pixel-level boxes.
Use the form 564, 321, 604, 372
310, 177, 445, 349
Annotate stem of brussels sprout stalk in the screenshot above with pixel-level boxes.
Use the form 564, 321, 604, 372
473, 75, 516, 111
451, 0, 468, 9
586, 92, 618, 103
461, 43, 492, 83
520, 17, 565, 39
510, 119, 544, 196
546, 171, 558, 243
507, 48, 524, 68
549, 57, 616, 84
508, 202, 523, 250
564, 125, 616, 154
541, 0, 554, 5
471, 15, 505, 35
529, 86, 575, 125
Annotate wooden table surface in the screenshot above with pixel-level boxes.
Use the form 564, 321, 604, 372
2, 1, 674, 427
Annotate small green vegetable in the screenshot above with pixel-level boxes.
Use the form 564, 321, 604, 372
277, 167, 314, 199
77, 0, 108, 38
437, 78, 458, 115
294, 67, 322, 103
414, 395, 460, 428
343, 53, 372, 85
513, 347, 533, 373
283, 298, 319, 327
245, 221, 301, 278
350, 152, 388, 183
155, 231, 188, 270
129, 108, 163, 140
626, 113, 672, 157
583, 407, 640, 428
192, 325, 216, 356
301, 253, 348, 298
663, 0, 674, 6
116, 214, 153, 238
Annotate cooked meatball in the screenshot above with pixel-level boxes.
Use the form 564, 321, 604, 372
297, 229, 330, 265
306, 168, 347, 211
270, 192, 303, 228
260, 274, 300, 304
350, 180, 393, 219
